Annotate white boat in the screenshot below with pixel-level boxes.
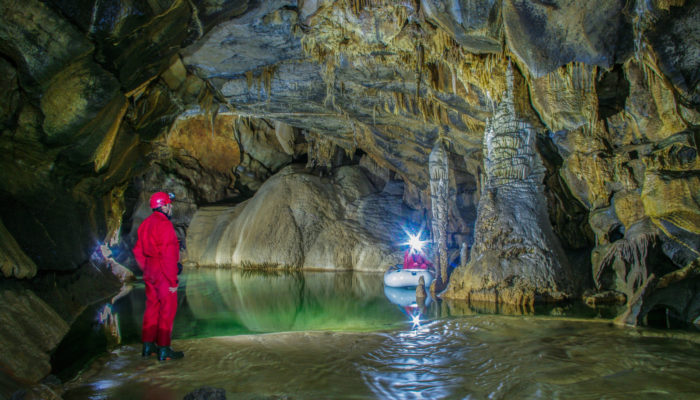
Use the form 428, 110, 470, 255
383, 264, 434, 288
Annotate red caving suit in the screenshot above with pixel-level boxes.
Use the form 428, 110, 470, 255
133, 211, 180, 347
403, 250, 433, 270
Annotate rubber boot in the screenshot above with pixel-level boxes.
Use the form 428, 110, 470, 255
158, 346, 184, 361
142, 342, 158, 357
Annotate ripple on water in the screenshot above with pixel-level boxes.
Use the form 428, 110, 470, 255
62, 316, 700, 400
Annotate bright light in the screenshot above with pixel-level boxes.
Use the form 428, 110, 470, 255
404, 230, 429, 254
411, 313, 421, 328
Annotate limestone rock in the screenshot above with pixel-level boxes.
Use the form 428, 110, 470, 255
0, 0, 93, 90
40, 59, 121, 145
502, 0, 631, 77
646, 1, 700, 108
612, 189, 645, 229
182, 1, 302, 78
0, 57, 20, 130
0, 217, 37, 279
445, 67, 574, 304
9, 383, 63, 400
104, 0, 193, 92
65, 95, 130, 169
589, 206, 624, 246
186, 164, 402, 271
168, 114, 242, 177
640, 132, 699, 264
561, 150, 615, 210
624, 60, 687, 142
190, 0, 251, 31
421, 0, 501, 54
529, 63, 598, 132
238, 117, 293, 172
99, 245, 134, 283
0, 190, 94, 271
299, 0, 332, 23
275, 121, 296, 155
129, 82, 184, 141
0, 287, 69, 383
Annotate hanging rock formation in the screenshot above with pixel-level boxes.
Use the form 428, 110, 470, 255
445, 66, 574, 305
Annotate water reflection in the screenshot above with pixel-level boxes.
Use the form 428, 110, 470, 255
63, 316, 700, 400
184, 269, 405, 334
57, 269, 700, 400
383, 286, 433, 329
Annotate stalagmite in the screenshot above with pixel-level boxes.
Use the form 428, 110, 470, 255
429, 134, 450, 288
444, 63, 574, 305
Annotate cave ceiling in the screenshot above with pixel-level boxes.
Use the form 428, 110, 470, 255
0, 0, 698, 277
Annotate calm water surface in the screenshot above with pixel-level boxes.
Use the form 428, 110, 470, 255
59, 269, 700, 399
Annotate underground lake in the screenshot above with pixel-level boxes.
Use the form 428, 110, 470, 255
54, 268, 700, 400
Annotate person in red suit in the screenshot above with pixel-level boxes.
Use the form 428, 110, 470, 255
403, 248, 433, 270
133, 191, 184, 361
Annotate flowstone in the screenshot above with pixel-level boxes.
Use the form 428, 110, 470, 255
445, 66, 574, 305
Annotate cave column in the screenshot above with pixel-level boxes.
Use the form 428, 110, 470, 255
429, 136, 450, 290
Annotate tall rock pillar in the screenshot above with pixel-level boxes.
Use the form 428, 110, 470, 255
444, 65, 574, 305
429, 138, 450, 288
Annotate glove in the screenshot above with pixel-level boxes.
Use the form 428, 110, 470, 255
177, 263, 183, 275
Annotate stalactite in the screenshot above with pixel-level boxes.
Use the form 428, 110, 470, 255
305, 131, 337, 169
596, 231, 658, 291
262, 65, 277, 101
245, 71, 254, 90
416, 43, 424, 99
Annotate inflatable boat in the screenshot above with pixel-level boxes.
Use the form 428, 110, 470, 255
383, 264, 434, 288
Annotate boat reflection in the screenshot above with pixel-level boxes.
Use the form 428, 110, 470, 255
363, 286, 460, 399
383, 285, 434, 330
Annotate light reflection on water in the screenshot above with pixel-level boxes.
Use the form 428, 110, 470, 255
60, 269, 700, 400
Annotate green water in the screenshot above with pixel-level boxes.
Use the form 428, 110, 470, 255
58, 269, 700, 399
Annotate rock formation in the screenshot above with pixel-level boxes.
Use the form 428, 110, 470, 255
429, 137, 450, 287
186, 164, 411, 271
445, 65, 574, 305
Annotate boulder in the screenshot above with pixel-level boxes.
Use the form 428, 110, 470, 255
0, 287, 68, 383
186, 164, 404, 271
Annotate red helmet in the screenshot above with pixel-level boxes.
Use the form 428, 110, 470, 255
149, 192, 173, 209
